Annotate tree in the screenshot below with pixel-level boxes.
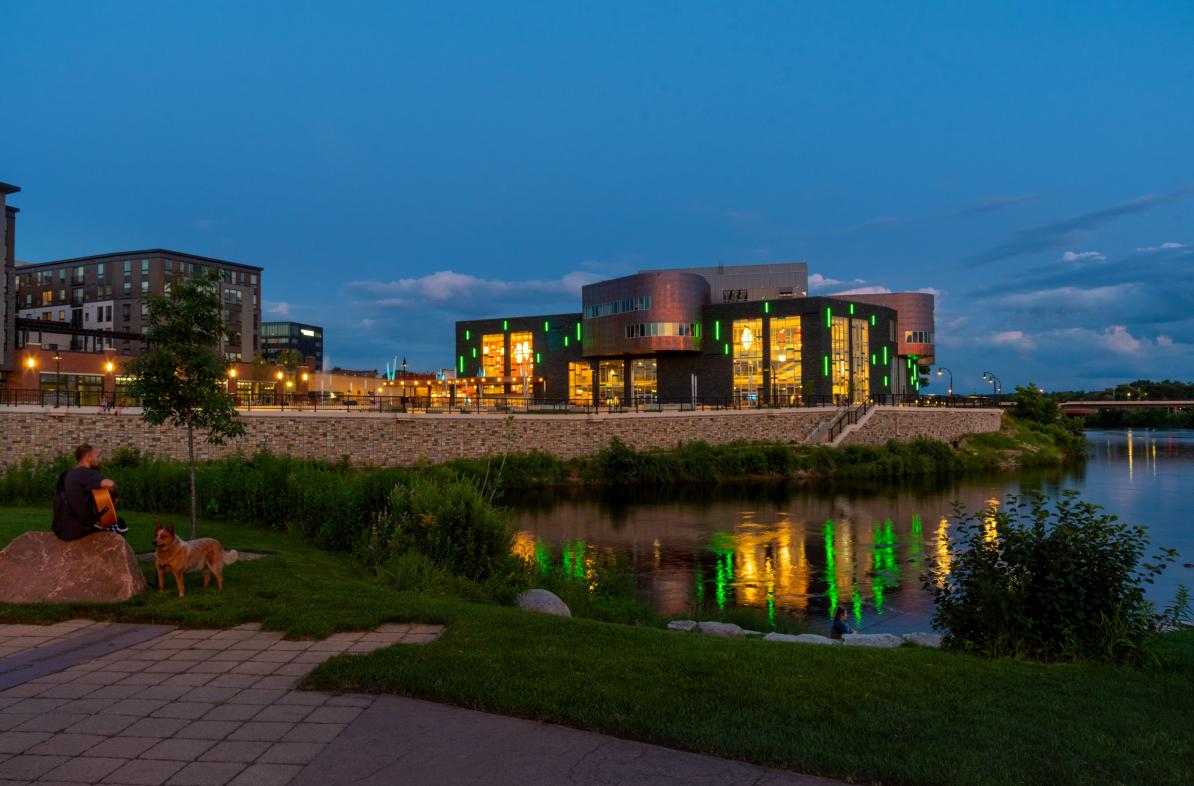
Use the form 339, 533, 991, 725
1010, 382, 1060, 424
126, 270, 245, 538
275, 348, 305, 373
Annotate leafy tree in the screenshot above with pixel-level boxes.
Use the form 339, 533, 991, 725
126, 270, 245, 538
924, 492, 1177, 664
276, 348, 305, 374
1010, 382, 1060, 424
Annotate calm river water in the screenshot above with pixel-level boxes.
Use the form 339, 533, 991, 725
507, 429, 1194, 635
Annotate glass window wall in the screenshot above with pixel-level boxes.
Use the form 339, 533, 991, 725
481, 333, 505, 378
598, 360, 623, 406
732, 318, 763, 406
831, 316, 850, 403
851, 319, 870, 403
569, 362, 593, 406
630, 358, 657, 404
770, 316, 802, 406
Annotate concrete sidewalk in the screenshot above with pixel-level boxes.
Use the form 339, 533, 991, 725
291, 695, 841, 786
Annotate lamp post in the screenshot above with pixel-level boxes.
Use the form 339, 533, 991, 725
982, 371, 1001, 398
24, 354, 37, 405
401, 356, 408, 405
936, 367, 954, 397
53, 353, 63, 408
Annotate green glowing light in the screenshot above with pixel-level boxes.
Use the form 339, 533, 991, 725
824, 520, 838, 616
535, 352, 541, 364
695, 323, 700, 339
457, 355, 464, 373
503, 319, 508, 331
714, 320, 721, 340
471, 347, 477, 358
824, 307, 832, 328
724, 343, 730, 355
764, 300, 771, 314
823, 355, 830, 376
883, 374, 889, 388
576, 323, 582, 341
852, 589, 863, 627
870, 314, 876, 326
543, 321, 549, 333
849, 303, 855, 315
882, 346, 889, 364
871, 353, 876, 365
564, 336, 570, 347
465, 329, 470, 340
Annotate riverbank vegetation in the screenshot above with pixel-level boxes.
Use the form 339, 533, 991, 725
1051, 377, 1194, 428
1, 506, 1190, 786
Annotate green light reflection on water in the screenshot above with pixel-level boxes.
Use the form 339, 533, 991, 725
824, 520, 838, 617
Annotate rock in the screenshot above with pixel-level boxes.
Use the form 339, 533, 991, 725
0, 531, 147, 603
516, 589, 571, 617
667, 620, 698, 632
842, 633, 904, 649
764, 632, 841, 646
902, 632, 944, 649
742, 629, 764, 637
695, 621, 745, 638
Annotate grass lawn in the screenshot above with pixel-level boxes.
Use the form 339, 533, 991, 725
2, 506, 1192, 785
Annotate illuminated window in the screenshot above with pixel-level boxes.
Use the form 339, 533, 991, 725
831, 317, 849, 402
732, 318, 763, 405
510, 331, 534, 393
770, 316, 802, 406
630, 358, 657, 404
481, 334, 504, 378
904, 330, 934, 344
851, 318, 870, 403
569, 362, 593, 406
598, 360, 622, 405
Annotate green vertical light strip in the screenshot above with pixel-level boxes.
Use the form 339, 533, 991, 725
503, 319, 509, 331
871, 353, 876, 365
849, 303, 855, 315
870, 314, 876, 327
543, 320, 549, 333
883, 374, 889, 388
535, 352, 541, 364
471, 347, 477, 358
714, 320, 721, 340
576, 322, 581, 341
723, 343, 730, 356
764, 300, 771, 314
882, 346, 888, 364
695, 323, 701, 339
825, 307, 832, 328
465, 329, 470, 340
458, 355, 464, 374
822, 355, 830, 376
564, 336, 569, 347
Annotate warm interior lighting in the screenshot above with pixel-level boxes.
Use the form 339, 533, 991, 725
285, 380, 294, 388
25, 356, 36, 369
275, 371, 284, 380
740, 326, 754, 352
301, 372, 309, 381
227, 368, 237, 378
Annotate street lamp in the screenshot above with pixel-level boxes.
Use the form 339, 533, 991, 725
53, 353, 62, 408
982, 371, 1001, 397
936, 367, 954, 397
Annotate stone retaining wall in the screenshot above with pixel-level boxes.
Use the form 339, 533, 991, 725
0, 406, 1002, 466
837, 407, 1003, 446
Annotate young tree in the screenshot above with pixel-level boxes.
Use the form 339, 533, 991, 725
126, 270, 245, 538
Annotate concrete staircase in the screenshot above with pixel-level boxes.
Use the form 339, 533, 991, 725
827, 402, 877, 446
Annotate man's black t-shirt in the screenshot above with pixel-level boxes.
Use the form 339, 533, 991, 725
52, 467, 107, 541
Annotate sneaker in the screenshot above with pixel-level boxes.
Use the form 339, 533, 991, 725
112, 521, 129, 535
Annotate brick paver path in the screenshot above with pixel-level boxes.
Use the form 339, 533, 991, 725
0, 620, 443, 785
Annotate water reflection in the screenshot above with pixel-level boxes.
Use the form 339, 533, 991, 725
507, 430, 1194, 634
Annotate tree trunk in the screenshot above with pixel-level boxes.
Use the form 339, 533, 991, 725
188, 425, 198, 540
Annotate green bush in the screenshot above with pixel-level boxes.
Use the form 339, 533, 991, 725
925, 491, 1177, 664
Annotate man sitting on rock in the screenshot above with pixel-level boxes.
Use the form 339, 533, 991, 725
52, 443, 129, 540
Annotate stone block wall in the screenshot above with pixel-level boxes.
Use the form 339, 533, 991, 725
0, 406, 1002, 467
837, 407, 1002, 446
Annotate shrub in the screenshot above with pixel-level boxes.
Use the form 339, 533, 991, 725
925, 491, 1177, 663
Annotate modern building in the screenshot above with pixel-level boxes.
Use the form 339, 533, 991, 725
454, 262, 935, 407
13, 249, 262, 362
261, 321, 324, 370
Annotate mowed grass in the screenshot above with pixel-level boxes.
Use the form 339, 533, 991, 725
2, 506, 1193, 785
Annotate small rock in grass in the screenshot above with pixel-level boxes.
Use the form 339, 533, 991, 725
764, 633, 841, 646
666, 620, 698, 632
743, 630, 764, 637
517, 589, 571, 617
902, 632, 944, 648
695, 621, 745, 638
842, 633, 903, 648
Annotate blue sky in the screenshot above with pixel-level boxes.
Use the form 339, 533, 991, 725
4, 2, 1192, 392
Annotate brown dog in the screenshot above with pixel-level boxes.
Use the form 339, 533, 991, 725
153, 522, 239, 597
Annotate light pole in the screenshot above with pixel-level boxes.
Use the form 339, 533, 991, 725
982, 371, 1001, 398
936, 367, 954, 397
53, 353, 62, 408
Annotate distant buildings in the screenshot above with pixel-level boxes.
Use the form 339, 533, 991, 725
262, 321, 324, 370
455, 262, 935, 406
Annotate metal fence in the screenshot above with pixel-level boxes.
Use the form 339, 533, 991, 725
0, 388, 1006, 414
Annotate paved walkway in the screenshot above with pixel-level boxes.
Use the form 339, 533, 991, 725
0, 621, 840, 786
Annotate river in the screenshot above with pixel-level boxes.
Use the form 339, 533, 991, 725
507, 429, 1194, 635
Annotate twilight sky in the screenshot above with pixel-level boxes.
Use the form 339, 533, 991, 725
4, 2, 1193, 392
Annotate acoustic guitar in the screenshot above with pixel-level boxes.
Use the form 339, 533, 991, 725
90, 488, 119, 529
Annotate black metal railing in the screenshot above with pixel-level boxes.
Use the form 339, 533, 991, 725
0, 389, 1006, 414
826, 401, 872, 444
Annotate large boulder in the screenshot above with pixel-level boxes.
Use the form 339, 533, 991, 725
0, 531, 147, 604
695, 621, 745, 638
842, 633, 904, 649
764, 632, 841, 646
902, 632, 944, 649
517, 589, 571, 617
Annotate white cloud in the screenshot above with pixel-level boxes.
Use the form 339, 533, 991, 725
1060, 250, 1106, 263
989, 330, 1036, 350
809, 273, 864, 291
1157, 334, 1174, 347
999, 285, 1120, 310
1136, 242, 1186, 253
346, 269, 600, 307
830, 285, 892, 295
266, 301, 291, 317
